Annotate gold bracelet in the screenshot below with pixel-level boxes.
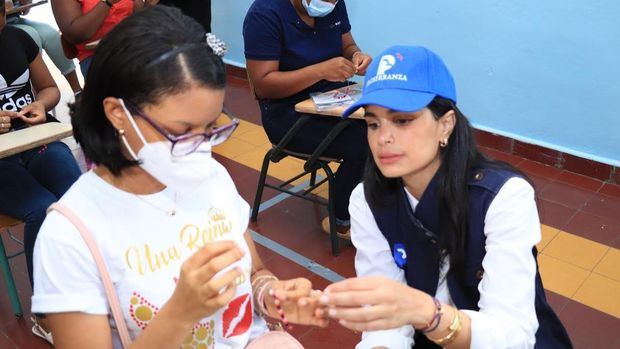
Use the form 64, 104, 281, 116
429, 307, 462, 347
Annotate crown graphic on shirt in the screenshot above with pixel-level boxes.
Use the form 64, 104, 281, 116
208, 207, 227, 222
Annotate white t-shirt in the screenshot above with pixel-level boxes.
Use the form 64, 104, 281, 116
32, 159, 267, 348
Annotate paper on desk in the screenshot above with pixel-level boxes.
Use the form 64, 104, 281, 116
310, 85, 362, 111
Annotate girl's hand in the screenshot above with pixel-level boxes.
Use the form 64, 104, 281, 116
267, 278, 329, 328
17, 101, 47, 126
167, 241, 245, 326
0, 111, 17, 133
352, 52, 372, 76
320, 276, 435, 332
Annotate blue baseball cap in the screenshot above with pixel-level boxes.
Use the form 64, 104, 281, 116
342, 46, 457, 118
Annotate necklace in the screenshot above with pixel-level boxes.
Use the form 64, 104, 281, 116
134, 192, 177, 216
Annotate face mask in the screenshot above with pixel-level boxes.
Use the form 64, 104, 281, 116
119, 100, 213, 196
302, 0, 337, 17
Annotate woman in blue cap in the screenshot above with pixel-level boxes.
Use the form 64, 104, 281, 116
318, 46, 572, 348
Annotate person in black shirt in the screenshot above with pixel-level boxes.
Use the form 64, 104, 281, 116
0, 2, 81, 343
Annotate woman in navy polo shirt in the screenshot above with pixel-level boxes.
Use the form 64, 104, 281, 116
243, 0, 372, 238
318, 46, 572, 348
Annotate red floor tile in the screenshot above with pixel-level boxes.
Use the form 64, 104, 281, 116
517, 159, 563, 180
259, 244, 315, 281
559, 300, 620, 349
251, 198, 356, 277
0, 332, 17, 349
475, 131, 513, 153
564, 210, 620, 245
556, 171, 605, 192
538, 199, 578, 230
611, 235, 620, 249
297, 321, 360, 349
599, 182, 620, 199
514, 142, 563, 168
529, 174, 554, 193
582, 193, 620, 224
544, 290, 571, 315
480, 146, 525, 167
2, 318, 51, 349
540, 181, 597, 211
563, 154, 613, 182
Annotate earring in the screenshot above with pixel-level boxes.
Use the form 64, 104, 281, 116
439, 139, 448, 147
117, 129, 125, 136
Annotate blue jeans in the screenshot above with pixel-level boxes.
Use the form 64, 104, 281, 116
0, 141, 81, 287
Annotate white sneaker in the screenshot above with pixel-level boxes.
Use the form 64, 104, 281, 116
31, 316, 54, 346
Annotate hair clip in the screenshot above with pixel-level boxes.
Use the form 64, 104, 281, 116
206, 33, 227, 57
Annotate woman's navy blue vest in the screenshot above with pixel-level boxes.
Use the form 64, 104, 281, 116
367, 167, 572, 348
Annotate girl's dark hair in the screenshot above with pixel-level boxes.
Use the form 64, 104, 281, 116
72, 6, 226, 175
364, 96, 532, 281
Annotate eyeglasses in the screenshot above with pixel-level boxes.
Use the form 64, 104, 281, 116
123, 100, 239, 157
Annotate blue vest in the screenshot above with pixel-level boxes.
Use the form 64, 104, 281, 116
368, 166, 572, 348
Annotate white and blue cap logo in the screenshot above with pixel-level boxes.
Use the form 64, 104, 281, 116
342, 45, 457, 118
393, 243, 408, 269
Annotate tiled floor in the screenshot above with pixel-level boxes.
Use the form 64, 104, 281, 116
2, 50, 620, 349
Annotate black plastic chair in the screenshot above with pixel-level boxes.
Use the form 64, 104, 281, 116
250, 115, 354, 256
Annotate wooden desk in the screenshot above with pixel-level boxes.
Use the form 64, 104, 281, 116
0, 122, 73, 159
6, 0, 48, 15
294, 84, 365, 119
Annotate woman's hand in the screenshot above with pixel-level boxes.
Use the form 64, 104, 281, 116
17, 101, 47, 126
267, 278, 329, 327
166, 241, 245, 326
0, 111, 17, 133
352, 52, 372, 76
317, 57, 356, 82
319, 276, 435, 332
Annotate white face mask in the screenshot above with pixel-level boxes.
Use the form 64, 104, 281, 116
119, 99, 212, 196
302, 0, 337, 17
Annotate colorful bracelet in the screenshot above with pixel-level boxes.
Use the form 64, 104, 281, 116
419, 297, 443, 333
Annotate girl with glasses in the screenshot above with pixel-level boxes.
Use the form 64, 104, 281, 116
32, 6, 327, 348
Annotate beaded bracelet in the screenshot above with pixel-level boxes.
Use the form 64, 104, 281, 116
419, 297, 443, 333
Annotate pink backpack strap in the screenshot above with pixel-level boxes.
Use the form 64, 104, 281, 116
47, 203, 132, 348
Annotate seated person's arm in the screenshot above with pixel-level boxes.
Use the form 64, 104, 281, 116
247, 56, 354, 100
17, 52, 60, 125
30, 52, 60, 112
341, 32, 372, 75
49, 307, 204, 349
51, 0, 115, 44
48, 313, 113, 349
